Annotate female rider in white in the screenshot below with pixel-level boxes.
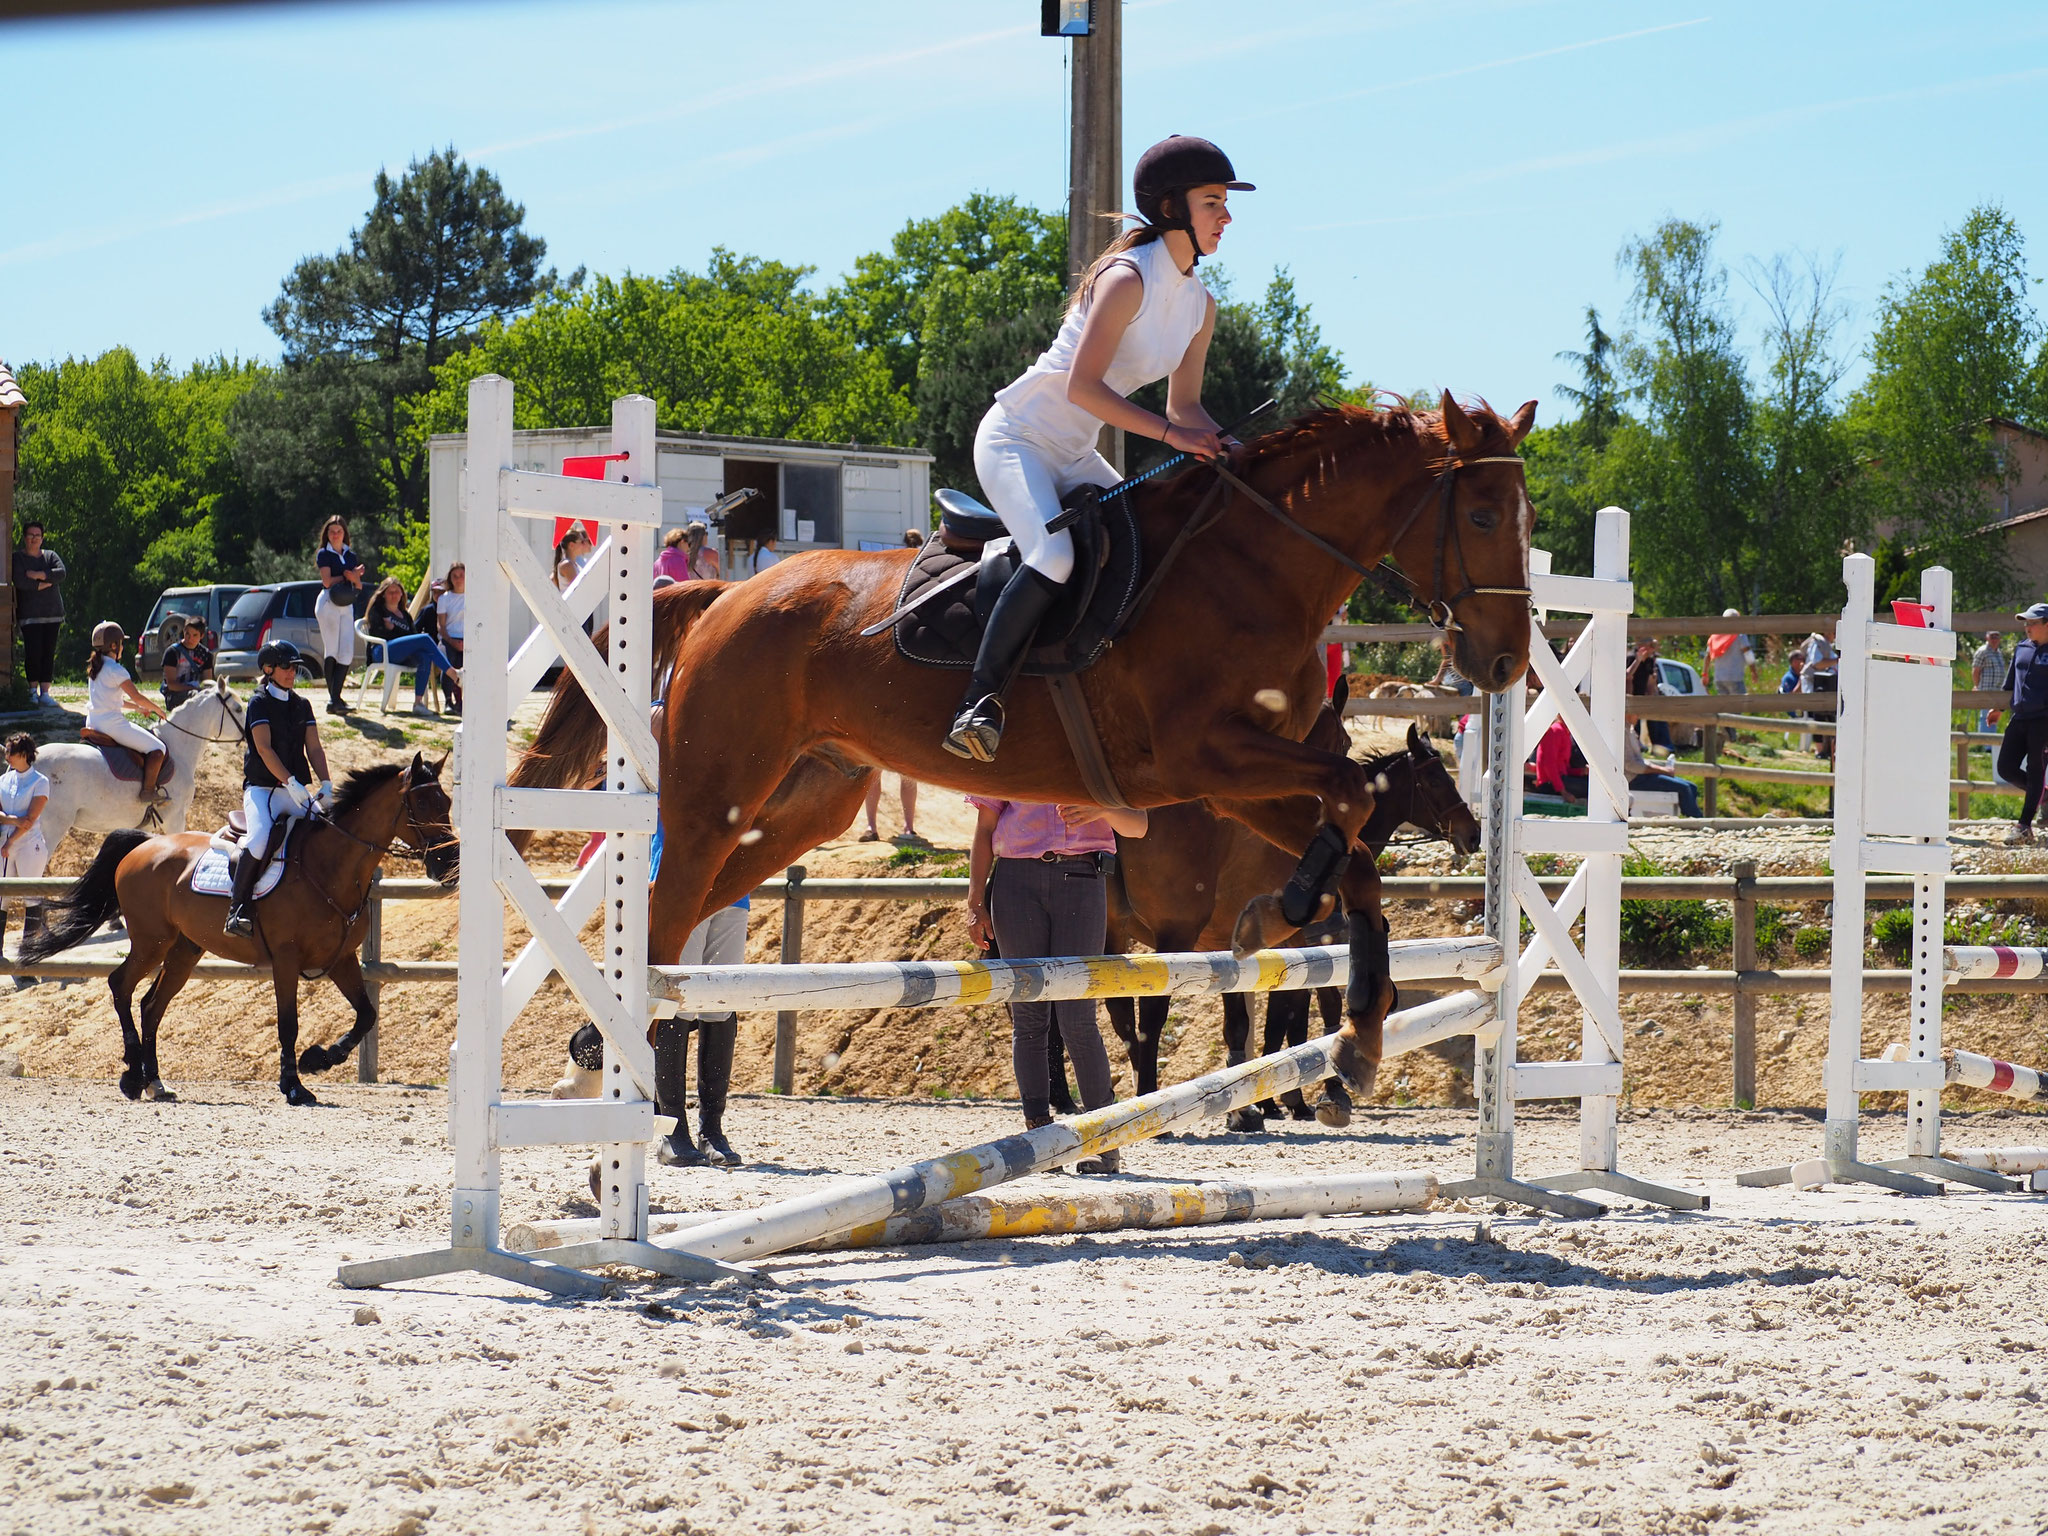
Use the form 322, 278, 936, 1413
945, 135, 1251, 762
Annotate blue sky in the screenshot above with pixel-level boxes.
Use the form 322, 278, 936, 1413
5, 0, 2045, 420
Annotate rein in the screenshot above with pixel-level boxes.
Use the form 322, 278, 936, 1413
272, 774, 450, 978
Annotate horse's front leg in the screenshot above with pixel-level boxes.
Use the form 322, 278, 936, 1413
272, 960, 317, 1106
1213, 795, 1393, 1100
298, 951, 376, 1078
136, 937, 204, 1101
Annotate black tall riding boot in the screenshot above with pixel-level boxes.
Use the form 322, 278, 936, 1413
223, 849, 263, 938
696, 1014, 741, 1166
324, 658, 348, 716
945, 564, 1063, 762
653, 1018, 704, 1166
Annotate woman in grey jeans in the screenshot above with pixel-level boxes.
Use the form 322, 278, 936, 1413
11, 522, 63, 708
967, 795, 1149, 1171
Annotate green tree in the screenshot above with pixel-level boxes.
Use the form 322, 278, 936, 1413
1257, 267, 1347, 419
410, 252, 914, 446
1851, 204, 2043, 602
14, 349, 262, 665
258, 148, 565, 521
1603, 218, 1758, 614
1553, 306, 1623, 449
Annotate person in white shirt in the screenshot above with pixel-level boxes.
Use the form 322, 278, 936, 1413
751, 533, 784, 573
0, 731, 52, 975
435, 563, 465, 718
944, 135, 1251, 763
83, 621, 170, 802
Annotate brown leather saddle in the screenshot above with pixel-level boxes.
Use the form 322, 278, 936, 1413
882, 485, 1143, 677
79, 728, 175, 787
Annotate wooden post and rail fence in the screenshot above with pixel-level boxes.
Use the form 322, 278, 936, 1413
7, 867, 2046, 1108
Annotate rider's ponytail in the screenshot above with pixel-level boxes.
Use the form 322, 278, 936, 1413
1066, 214, 1166, 318
87, 646, 104, 682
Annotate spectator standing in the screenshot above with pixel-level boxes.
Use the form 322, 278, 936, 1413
1973, 631, 2007, 733
646, 821, 746, 1166
967, 795, 1148, 1168
83, 621, 169, 802
313, 516, 365, 718
860, 773, 922, 845
0, 731, 51, 977
159, 616, 213, 711
1779, 648, 1809, 749
553, 527, 594, 590
1706, 609, 1754, 695
364, 578, 461, 716
750, 532, 783, 574
654, 528, 693, 583
1801, 629, 1839, 763
1997, 604, 2048, 845
683, 520, 721, 580
1627, 637, 1672, 751
435, 563, 465, 717
11, 521, 64, 708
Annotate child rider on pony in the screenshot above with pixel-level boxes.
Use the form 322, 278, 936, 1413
944, 134, 1252, 763
225, 640, 334, 938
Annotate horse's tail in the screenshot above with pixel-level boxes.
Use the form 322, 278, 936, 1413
506, 581, 728, 850
22, 828, 149, 962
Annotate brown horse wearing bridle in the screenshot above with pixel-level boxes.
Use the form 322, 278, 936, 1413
22, 756, 458, 1105
517, 396, 1534, 1096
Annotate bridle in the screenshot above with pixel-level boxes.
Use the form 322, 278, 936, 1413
1208, 450, 1533, 635
156, 683, 247, 746
1362, 741, 1478, 850
312, 768, 458, 874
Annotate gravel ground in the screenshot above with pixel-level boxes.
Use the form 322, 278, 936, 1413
6, 1081, 2048, 1536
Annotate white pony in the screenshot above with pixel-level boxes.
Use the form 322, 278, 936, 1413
36, 679, 247, 857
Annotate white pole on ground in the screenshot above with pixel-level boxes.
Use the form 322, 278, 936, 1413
650, 988, 1499, 1266
507, 1169, 1438, 1256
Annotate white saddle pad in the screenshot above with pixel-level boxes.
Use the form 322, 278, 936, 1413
191, 843, 289, 901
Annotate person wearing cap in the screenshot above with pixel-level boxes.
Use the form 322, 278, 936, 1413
1996, 604, 2048, 844
1705, 609, 1754, 695
83, 621, 170, 802
943, 134, 1251, 763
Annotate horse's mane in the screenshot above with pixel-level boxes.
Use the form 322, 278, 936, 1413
331, 761, 406, 819
1233, 397, 1517, 479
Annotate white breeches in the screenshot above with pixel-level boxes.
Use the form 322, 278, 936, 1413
316, 590, 355, 664
242, 784, 309, 861
2, 830, 49, 881
972, 406, 1121, 585
675, 904, 748, 1021
85, 714, 165, 756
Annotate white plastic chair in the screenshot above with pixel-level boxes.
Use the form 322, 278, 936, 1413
355, 618, 403, 715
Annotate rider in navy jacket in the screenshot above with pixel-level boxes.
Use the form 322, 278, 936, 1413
1996, 604, 2048, 844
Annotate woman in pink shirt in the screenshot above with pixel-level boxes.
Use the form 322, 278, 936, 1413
967, 795, 1149, 1170
654, 528, 694, 583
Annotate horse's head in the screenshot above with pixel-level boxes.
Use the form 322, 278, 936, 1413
402, 753, 458, 887
1402, 722, 1480, 856
1385, 395, 1537, 695
206, 677, 246, 739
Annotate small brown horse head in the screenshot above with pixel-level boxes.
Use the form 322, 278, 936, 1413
1383, 394, 1537, 695
1399, 722, 1480, 855
398, 753, 458, 886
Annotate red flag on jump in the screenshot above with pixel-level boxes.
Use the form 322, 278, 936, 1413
555, 452, 630, 547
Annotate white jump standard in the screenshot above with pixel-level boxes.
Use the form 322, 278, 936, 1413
1445, 507, 1704, 1217
1740, 556, 2025, 1196
340, 379, 743, 1297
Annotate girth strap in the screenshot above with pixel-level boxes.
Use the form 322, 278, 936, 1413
1044, 673, 1136, 814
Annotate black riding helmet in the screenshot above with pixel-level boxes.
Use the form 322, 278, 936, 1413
257, 638, 302, 675
1132, 135, 1253, 265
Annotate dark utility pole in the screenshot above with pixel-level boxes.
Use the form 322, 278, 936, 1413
1064, 0, 1122, 467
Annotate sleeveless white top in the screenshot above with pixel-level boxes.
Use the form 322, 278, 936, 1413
994, 236, 1211, 459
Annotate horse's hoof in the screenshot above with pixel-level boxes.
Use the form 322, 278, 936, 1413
118, 1069, 146, 1101
1315, 1095, 1353, 1130
1330, 1026, 1380, 1099
283, 1083, 320, 1107
550, 1062, 603, 1100
1225, 1105, 1265, 1134
296, 1046, 330, 1076
145, 1081, 177, 1103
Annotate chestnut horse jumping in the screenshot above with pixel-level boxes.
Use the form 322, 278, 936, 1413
23, 757, 458, 1105
520, 397, 1534, 1095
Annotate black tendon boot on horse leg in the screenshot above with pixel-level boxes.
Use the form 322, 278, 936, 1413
653, 1018, 706, 1167
696, 1014, 742, 1166
1232, 822, 1351, 957
1331, 908, 1395, 1099
944, 564, 1061, 763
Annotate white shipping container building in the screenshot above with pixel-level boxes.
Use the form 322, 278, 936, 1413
427, 424, 933, 650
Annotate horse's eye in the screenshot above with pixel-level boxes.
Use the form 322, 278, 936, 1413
1468, 504, 1500, 532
